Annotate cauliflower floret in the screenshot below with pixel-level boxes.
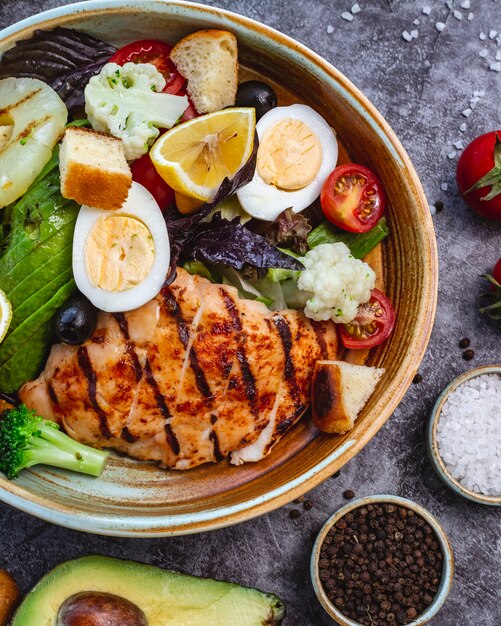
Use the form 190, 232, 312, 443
85, 62, 188, 160
297, 242, 376, 323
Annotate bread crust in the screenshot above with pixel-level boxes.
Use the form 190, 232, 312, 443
61, 160, 131, 211
60, 127, 132, 210
311, 361, 353, 434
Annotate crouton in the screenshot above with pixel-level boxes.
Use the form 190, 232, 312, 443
170, 30, 238, 114
59, 127, 132, 210
311, 361, 385, 434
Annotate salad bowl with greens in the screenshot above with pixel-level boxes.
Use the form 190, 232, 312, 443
0, 0, 437, 536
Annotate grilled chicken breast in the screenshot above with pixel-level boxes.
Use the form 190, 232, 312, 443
20, 269, 338, 469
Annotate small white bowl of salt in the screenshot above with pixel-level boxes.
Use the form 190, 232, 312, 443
427, 365, 501, 506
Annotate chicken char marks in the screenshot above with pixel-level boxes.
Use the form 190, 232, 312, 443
20, 269, 338, 469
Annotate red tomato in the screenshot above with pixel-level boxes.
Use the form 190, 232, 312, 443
456, 131, 501, 220
110, 40, 185, 94
339, 289, 395, 350
320, 164, 386, 233
177, 88, 199, 123
131, 152, 175, 211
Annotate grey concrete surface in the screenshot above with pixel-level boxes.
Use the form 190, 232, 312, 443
0, 1, 500, 624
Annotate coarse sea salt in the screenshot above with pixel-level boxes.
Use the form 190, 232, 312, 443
436, 374, 501, 496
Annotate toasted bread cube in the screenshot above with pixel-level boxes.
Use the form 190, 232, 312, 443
59, 127, 132, 210
170, 30, 238, 114
311, 361, 384, 434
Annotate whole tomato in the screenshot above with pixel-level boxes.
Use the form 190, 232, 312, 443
456, 131, 501, 220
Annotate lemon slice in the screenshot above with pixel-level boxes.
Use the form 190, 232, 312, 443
0, 289, 12, 344
150, 108, 255, 202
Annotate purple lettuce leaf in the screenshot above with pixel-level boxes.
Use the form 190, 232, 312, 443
0, 27, 116, 110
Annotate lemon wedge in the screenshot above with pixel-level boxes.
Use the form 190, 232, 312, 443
150, 108, 255, 202
0, 289, 12, 344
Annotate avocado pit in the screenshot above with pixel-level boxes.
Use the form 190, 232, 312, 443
57, 591, 148, 626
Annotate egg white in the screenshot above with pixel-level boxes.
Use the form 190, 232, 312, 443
237, 104, 338, 221
72, 182, 170, 313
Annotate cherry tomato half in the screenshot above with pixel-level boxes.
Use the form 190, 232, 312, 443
321, 164, 386, 233
339, 289, 395, 350
456, 131, 501, 221
110, 39, 185, 94
131, 152, 175, 211
176, 88, 199, 123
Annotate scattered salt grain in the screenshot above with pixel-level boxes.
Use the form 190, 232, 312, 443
429, 203, 437, 215
413, 18, 421, 26
459, 122, 467, 132
402, 30, 413, 42
479, 48, 489, 57
436, 374, 501, 496
351, 3, 361, 14
474, 89, 485, 97
447, 150, 457, 159
440, 182, 448, 191
411, 29, 419, 39
479, 32, 487, 40
341, 11, 354, 22
454, 9, 463, 20
468, 12, 474, 21
445, 0, 453, 8
489, 29, 498, 39
490, 61, 501, 71
461, 0, 470, 8
436, 22, 446, 32
327, 24, 334, 34
453, 140, 464, 149
462, 108, 472, 117
496, 50, 501, 60
422, 5, 432, 15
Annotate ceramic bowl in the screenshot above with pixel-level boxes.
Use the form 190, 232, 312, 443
0, 0, 438, 536
427, 365, 501, 506
311, 495, 454, 626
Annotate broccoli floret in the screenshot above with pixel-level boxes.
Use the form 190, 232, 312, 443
0, 405, 108, 480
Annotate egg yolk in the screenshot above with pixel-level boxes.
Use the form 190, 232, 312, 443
85, 215, 155, 292
257, 118, 323, 190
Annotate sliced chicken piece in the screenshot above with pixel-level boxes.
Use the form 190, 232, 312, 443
20, 269, 338, 469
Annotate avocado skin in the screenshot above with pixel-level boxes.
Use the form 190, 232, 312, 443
11, 555, 286, 626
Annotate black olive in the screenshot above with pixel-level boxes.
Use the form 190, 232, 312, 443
54, 295, 98, 345
235, 81, 278, 121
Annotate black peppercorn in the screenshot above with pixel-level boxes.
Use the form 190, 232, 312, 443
344, 489, 355, 500
318, 503, 443, 625
289, 509, 301, 519
463, 349, 475, 361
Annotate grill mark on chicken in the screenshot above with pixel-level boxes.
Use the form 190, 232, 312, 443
209, 430, 224, 462
143, 358, 180, 455
48, 384, 59, 406
113, 313, 142, 382
272, 314, 304, 413
162, 287, 212, 399
77, 346, 112, 438
311, 320, 328, 359
220, 289, 258, 415
121, 426, 139, 443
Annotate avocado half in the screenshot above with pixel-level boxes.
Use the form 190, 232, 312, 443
11, 556, 286, 626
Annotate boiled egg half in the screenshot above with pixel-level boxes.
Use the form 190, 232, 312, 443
72, 182, 170, 312
237, 104, 338, 221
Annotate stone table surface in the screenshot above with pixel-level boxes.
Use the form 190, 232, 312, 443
0, 1, 500, 624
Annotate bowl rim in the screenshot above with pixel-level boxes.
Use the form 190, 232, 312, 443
0, 0, 439, 536
427, 364, 501, 507
310, 495, 455, 626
